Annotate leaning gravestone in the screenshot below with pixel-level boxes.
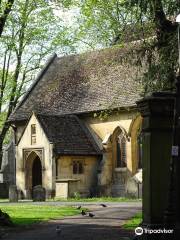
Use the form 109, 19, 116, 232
32, 185, 46, 202
9, 185, 18, 202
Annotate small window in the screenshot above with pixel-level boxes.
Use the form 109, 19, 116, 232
31, 124, 36, 144
31, 124, 36, 134
56, 159, 58, 179
72, 161, 84, 174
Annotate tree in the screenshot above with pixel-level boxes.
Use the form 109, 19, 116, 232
0, 0, 15, 37
0, 0, 72, 168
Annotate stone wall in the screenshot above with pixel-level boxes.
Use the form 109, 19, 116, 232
82, 111, 138, 174
56, 155, 99, 197
82, 112, 142, 197
14, 110, 142, 199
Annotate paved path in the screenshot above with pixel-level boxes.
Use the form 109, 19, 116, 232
0, 201, 141, 207
1, 202, 141, 240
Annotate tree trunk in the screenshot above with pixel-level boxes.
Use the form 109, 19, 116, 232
0, 121, 10, 169
0, 0, 15, 37
0, 140, 3, 170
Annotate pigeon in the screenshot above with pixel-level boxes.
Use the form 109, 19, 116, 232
88, 213, 95, 217
77, 206, 81, 210
56, 225, 62, 235
81, 210, 86, 216
100, 204, 107, 207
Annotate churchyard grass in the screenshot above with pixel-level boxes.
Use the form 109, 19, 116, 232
122, 212, 142, 229
0, 205, 81, 225
50, 197, 142, 202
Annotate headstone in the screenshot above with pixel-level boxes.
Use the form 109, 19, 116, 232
0, 183, 8, 198
126, 177, 141, 198
9, 185, 18, 202
32, 185, 46, 202
56, 182, 68, 199
0, 171, 3, 183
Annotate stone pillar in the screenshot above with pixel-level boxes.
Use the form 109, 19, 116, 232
9, 185, 18, 202
137, 92, 174, 238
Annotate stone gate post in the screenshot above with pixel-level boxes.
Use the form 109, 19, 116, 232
137, 92, 174, 239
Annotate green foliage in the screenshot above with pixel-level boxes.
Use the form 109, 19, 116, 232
0, 205, 80, 225
73, 191, 81, 199
0, 0, 76, 148
94, 109, 112, 121
58, 0, 179, 93
122, 212, 142, 229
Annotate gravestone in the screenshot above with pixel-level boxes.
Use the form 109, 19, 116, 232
56, 182, 68, 199
0, 183, 8, 198
9, 185, 18, 202
32, 185, 46, 201
126, 169, 142, 198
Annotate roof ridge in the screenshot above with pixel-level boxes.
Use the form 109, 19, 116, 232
55, 40, 142, 62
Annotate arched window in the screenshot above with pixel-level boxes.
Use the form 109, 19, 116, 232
128, 115, 142, 173
116, 134, 127, 168
137, 131, 142, 169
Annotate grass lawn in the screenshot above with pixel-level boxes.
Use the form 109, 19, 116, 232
122, 212, 142, 230
0, 205, 81, 226
50, 197, 142, 202
0, 197, 142, 203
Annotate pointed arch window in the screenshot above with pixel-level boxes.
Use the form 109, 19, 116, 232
137, 131, 143, 169
116, 134, 127, 168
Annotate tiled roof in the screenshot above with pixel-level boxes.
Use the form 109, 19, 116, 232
9, 45, 143, 122
36, 114, 101, 156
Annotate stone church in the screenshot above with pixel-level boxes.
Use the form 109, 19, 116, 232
8, 46, 143, 199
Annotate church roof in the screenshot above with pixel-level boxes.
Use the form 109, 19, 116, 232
36, 114, 101, 156
9, 45, 143, 122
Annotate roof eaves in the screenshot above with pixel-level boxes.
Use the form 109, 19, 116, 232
54, 150, 102, 156
16, 112, 34, 145
35, 114, 52, 143
73, 115, 102, 155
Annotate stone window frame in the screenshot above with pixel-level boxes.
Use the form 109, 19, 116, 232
116, 133, 127, 168
137, 129, 143, 169
31, 124, 36, 145
128, 115, 142, 174
72, 158, 85, 175
112, 126, 128, 170
22, 148, 45, 171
